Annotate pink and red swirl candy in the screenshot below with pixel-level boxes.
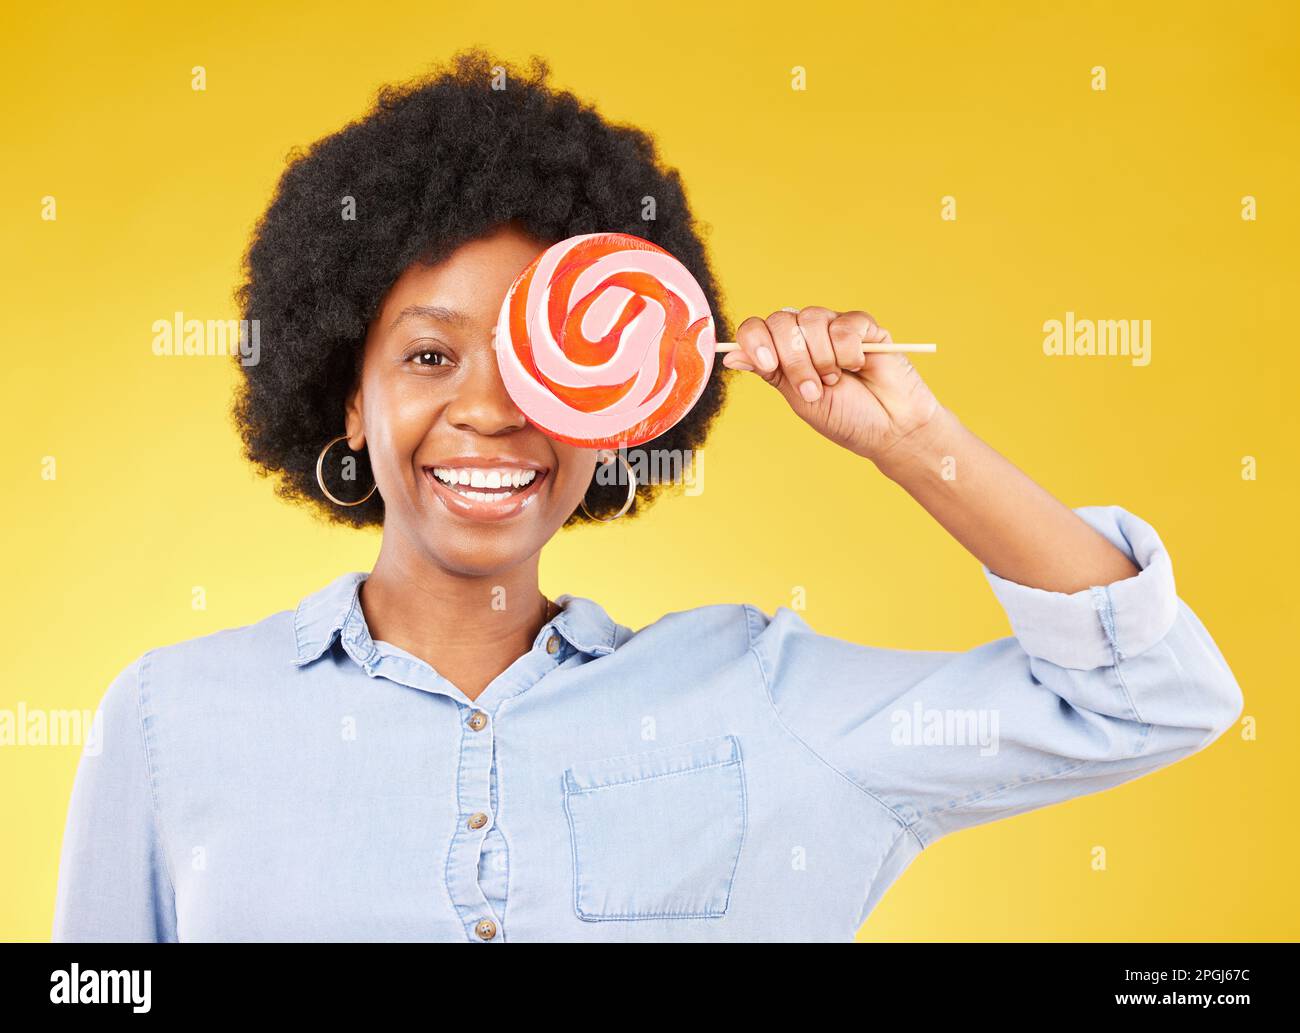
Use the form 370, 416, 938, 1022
495, 232, 716, 449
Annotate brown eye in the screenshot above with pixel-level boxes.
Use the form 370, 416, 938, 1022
410, 349, 447, 366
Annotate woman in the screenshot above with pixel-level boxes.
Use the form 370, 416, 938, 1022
53, 51, 1242, 943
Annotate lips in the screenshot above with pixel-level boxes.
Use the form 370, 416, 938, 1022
422, 462, 548, 522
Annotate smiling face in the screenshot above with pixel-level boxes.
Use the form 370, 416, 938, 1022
344, 224, 599, 578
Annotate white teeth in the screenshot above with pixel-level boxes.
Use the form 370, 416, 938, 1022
430, 467, 540, 498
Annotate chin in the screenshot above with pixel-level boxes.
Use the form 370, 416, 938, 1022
419, 532, 545, 580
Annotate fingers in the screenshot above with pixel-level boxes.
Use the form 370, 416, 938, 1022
766, 308, 825, 403
856, 313, 916, 383
828, 311, 870, 371
728, 316, 779, 381
831, 309, 908, 377
723, 306, 901, 400
794, 306, 842, 388
862, 312, 893, 347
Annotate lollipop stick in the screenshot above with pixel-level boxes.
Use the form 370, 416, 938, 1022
715, 341, 937, 355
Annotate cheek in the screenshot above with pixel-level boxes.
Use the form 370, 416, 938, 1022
364, 380, 438, 479
551, 445, 596, 505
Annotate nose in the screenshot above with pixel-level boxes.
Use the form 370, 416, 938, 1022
444, 348, 529, 437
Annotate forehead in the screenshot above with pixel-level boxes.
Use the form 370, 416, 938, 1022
376, 225, 550, 330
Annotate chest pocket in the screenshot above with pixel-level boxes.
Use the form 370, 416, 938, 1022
562, 734, 747, 921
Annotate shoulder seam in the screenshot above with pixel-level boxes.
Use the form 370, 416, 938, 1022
742, 606, 925, 851
134, 650, 179, 926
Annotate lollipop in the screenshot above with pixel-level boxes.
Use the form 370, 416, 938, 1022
495, 232, 715, 449
496, 231, 936, 449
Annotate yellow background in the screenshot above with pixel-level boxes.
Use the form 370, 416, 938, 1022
2, 0, 1295, 941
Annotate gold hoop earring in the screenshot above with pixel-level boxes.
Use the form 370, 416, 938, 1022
315, 434, 378, 507
580, 448, 636, 522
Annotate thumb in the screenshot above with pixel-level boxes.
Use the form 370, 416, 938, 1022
719, 306, 797, 389
721, 346, 830, 423
721, 347, 789, 393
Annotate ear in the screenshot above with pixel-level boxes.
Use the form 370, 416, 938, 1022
344, 378, 366, 451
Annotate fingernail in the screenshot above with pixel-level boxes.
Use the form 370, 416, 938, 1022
822, 372, 839, 385
799, 380, 822, 402
755, 346, 777, 371
726, 359, 755, 371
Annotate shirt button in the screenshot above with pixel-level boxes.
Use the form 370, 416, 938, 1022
475, 918, 497, 940
467, 811, 489, 830
545, 634, 561, 655
467, 710, 488, 732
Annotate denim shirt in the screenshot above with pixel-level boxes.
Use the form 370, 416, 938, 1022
52, 506, 1243, 942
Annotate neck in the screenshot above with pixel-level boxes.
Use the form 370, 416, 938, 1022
360, 532, 552, 702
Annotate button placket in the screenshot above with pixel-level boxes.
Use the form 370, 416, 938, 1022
444, 705, 504, 942
441, 642, 571, 943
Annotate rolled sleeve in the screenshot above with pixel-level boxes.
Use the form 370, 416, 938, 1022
981, 505, 1180, 670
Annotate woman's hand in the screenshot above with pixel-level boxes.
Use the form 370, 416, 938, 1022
722, 307, 941, 464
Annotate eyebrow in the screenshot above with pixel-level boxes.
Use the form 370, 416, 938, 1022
388, 304, 477, 332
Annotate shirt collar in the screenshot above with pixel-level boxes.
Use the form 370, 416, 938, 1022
292, 572, 619, 667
